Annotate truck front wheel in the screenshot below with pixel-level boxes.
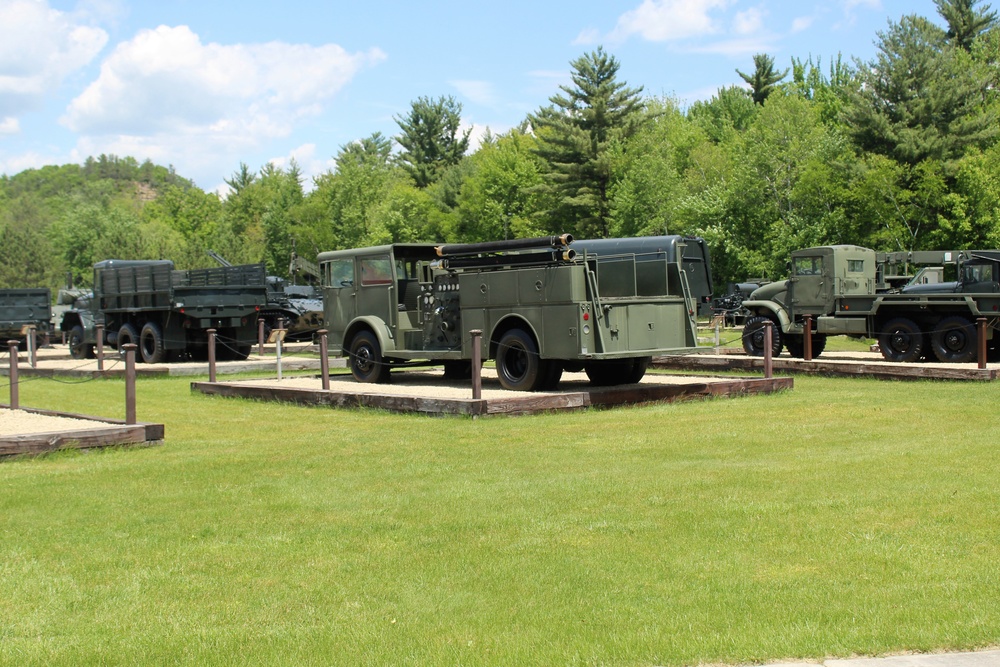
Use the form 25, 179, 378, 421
68, 325, 94, 360
349, 330, 390, 383
930, 316, 976, 363
879, 317, 924, 362
495, 328, 542, 391
742, 316, 782, 357
139, 322, 167, 363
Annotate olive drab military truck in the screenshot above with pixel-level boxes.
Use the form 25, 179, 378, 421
0, 288, 52, 347
61, 259, 269, 363
319, 234, 705, 391
741, 245, 1000, 363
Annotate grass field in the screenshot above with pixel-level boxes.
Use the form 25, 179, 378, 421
1, 368, 999, 666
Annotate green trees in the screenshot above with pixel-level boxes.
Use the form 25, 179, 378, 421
394, 96, 470, 188
529, 47, 646, 238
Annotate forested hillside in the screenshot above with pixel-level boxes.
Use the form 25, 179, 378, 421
1, 1, 998, 291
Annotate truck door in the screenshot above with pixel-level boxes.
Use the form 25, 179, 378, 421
356, 254, 396, 329
788, 253, 833, 315
960, 261, 1000, 293
323, 258, 357, 348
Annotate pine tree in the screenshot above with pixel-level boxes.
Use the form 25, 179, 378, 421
394, 96, 470, 188
736, 53, 789, 105
935, 0, 998, 51
529, 47, 646, 238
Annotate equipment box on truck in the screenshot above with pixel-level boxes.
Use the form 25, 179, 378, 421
320, 234, 702, 391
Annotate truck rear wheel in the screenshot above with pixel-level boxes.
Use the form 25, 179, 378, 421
495, 328, 542, 391
742, 316, 782, 357
930, 316, 976, 363
68, 325, 94, 360
139, 322, 167, 364
349, 330, 390, 383
879, 317, 924, 362
117, 324, 139, 358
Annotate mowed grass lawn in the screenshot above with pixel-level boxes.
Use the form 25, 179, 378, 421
2, 370, 999, 666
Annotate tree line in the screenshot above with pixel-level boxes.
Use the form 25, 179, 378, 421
0, 0, 997, 292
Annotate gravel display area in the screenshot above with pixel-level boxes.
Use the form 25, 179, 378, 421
0, 408, 111, 436
231, 369, 734, 400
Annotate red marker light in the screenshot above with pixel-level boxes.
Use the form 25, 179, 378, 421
583, 312, 589, 321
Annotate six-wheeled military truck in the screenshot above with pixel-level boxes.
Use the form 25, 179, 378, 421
319, 235, 701, 391
741, 245, 1000, 363
61, 259, 268, 363
0, 288, 52, 347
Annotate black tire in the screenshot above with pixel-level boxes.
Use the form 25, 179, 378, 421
538, 360, 564, 390
785, 333, 826, 359
930, 316, 977, 363
742, 316, 782, 357
624, 356, 651, 384
139, 321, 167, 363
233, 345, 252, 361
879, 317, 925, 363
584, 359, 634, 386
495, 328, 542, 391
68, 324, 94, 360
117, 323, 139, 358
349, 330, 390, 383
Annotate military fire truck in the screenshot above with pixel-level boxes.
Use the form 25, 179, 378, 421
319, 234, 705, 390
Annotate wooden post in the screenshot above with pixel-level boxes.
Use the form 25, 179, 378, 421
470, 329, 483, 400
763, 322, 773, 379
207, 328, 217, 383
804, 315, 813, 361
124, 343, 137, 425
978, 317, 988, 370
319, 329, 330, 391
7, 340, 18, 409
96, 323, 105, 371
258, 318, 265, 356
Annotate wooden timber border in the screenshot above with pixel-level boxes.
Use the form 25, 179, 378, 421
191, 375, 792, 417
0, 405, 164, 457
653, 352, 999, 381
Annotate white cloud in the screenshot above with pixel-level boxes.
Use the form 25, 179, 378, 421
0, 0, 108, 116
791, 16, 814, 33
687, 37, 778, 57
450, 80, 498, 107
573, 27, 601, 45
609, 0, 732, 42
732, 7, 764, 35
0, 117, 19, 134
58, 24, 386, 186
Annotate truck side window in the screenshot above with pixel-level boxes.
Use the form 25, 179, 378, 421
360, 257, 393, 285
326, 259, 354, 288
793, 257, 822, 276
847, 260, 864, 273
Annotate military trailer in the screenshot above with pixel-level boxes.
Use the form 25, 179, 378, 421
741, 245, 1000, 362
319, 234, 701, 391
0, 288, 52, 347
62, 259, 268, 363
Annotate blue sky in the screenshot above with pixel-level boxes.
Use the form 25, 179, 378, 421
1, 0, 942, 193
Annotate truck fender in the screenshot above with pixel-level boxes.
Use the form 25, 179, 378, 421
740, 300, 792, 331
342, 316, 396, 356
488, 314, 540, 359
